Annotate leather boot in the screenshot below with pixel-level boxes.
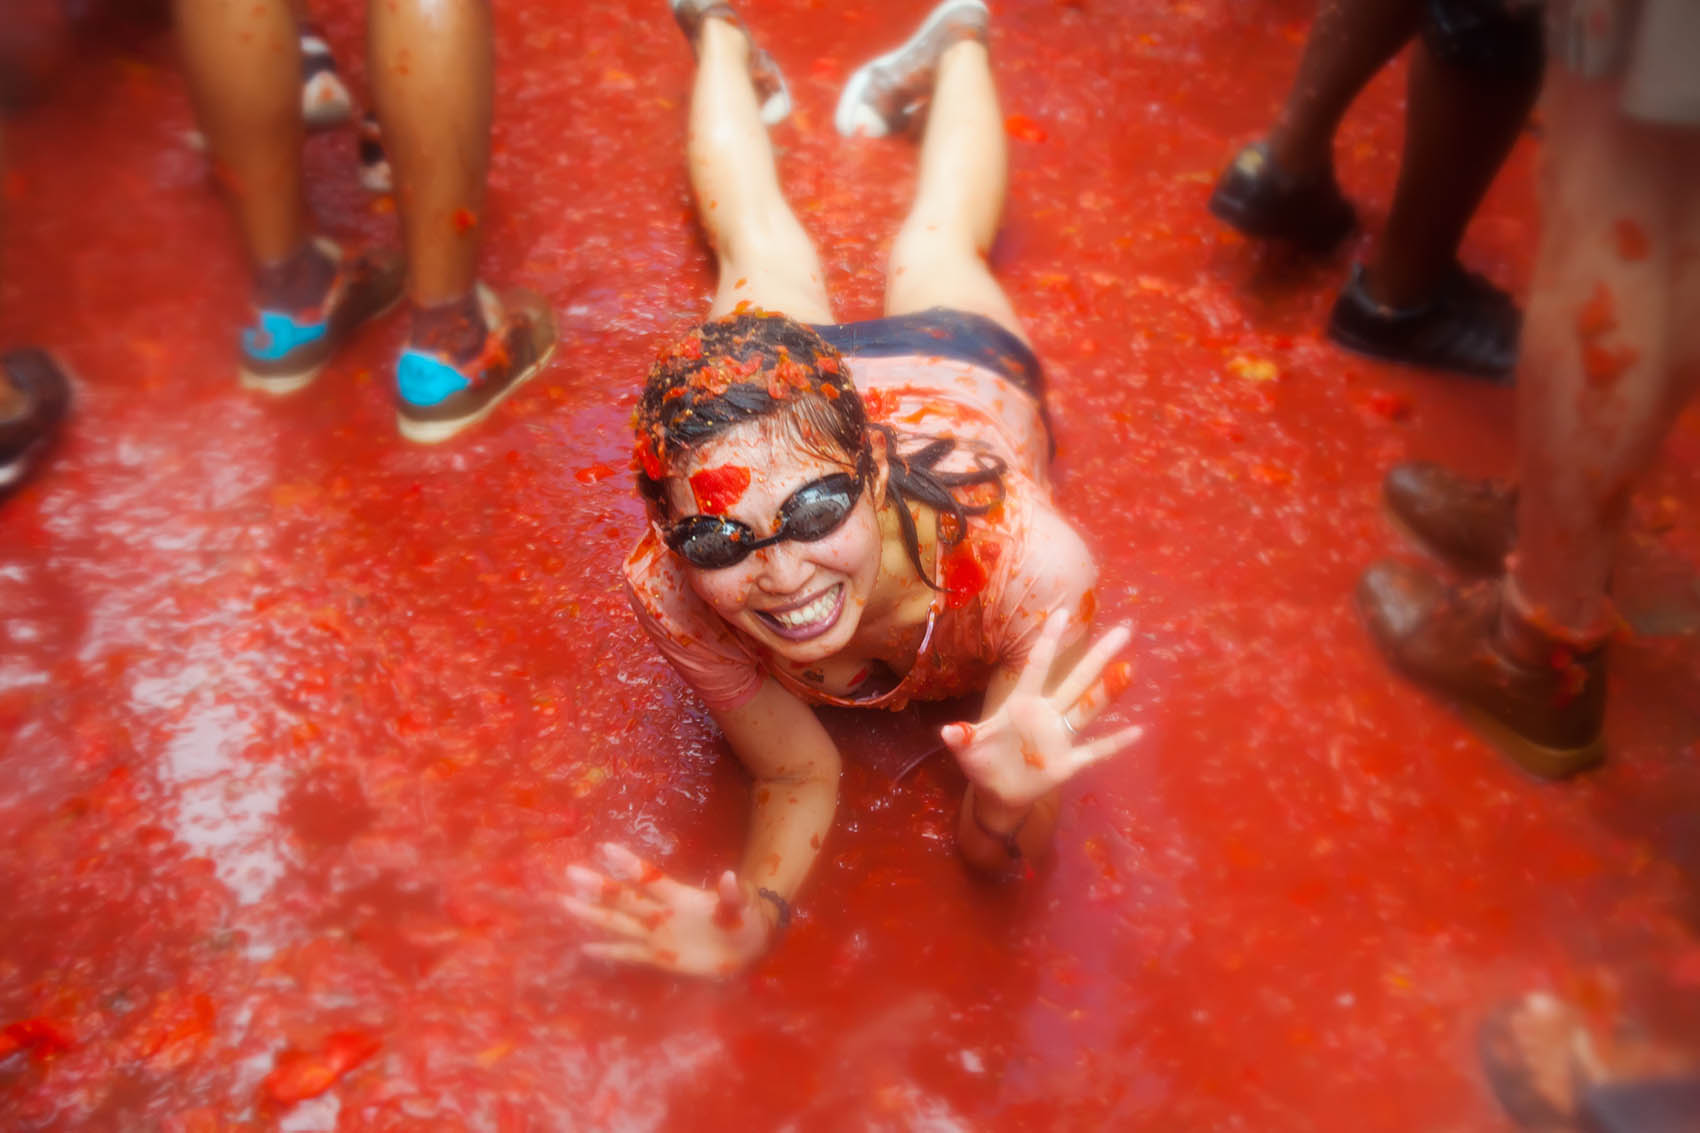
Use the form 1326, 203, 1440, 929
1357, 561, 1607, 778
1383, 461, 1517, 575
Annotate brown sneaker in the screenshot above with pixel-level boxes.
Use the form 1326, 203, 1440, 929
1383, 461, 1517, 575
1356, 561, 1607, 778
239, 240, 406, 395
393, 285, 557, 444
834, 0, 990, 138
670, 0, 791, 125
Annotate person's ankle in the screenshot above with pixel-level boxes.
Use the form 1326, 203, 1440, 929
1264, 130, 1331, 185
1496, 576, 1612, 665
254, 241, 338, 312
410, 292, 489, 365
1357, 259, 1434, 312
698, 12, 748, 57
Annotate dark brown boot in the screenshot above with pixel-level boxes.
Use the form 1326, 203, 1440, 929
1357, 561, 1606, 778
1383, 461, 1517, 575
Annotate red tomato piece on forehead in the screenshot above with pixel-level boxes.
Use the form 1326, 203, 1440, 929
689, 464, 752, 515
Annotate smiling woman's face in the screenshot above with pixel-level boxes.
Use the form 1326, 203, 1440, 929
664, 421, 884, 665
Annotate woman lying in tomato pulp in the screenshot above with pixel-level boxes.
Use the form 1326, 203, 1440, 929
560, 0, 1142, 977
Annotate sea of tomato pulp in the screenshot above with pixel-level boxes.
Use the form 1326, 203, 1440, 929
3, 0, 1699, 1128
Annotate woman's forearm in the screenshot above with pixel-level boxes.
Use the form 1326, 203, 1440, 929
739, 769, 837, 913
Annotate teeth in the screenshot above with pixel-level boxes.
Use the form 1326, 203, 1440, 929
772, 585, 839, 629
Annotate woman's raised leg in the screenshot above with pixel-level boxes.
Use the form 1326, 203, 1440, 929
685, 12, 832, 323
881, 31, 1025, 341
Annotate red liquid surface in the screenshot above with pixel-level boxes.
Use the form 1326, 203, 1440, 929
3, 1, 1699, 1128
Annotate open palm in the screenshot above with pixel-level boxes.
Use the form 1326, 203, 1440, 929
943, 610, 1143, 810
562, 843, 775, 978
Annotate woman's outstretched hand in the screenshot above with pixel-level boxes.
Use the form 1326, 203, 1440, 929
941, 610, 1143, 811
562, 843, 777, 978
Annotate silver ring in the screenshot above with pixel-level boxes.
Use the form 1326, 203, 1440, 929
1060, 713, 1079, 737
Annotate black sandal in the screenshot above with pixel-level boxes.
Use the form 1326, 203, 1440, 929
1207, 141, 1357, 253
0, 348, 72, 499
1327, 263, 1520, 380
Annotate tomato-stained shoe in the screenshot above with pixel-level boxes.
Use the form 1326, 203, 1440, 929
1383, 461, 1517, 575
834, 0, 990, 138
1207, 141, 1357, 253
670, 0, 792, 125
239, 241, 406, 395
393, 285, 557, 444
1357, 561, 1607, 779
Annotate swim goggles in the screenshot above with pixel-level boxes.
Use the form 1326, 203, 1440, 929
664, 459, 868, 570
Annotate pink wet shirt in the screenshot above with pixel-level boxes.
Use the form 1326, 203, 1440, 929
623, 354, 1098, 714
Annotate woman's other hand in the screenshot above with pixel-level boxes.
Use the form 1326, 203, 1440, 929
941, 609, 1142, 810
562, 842, 779, 978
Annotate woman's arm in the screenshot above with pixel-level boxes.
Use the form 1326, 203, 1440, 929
718, 677, 842, 910
562, 678, 840, 978
944, 506, 1142, 874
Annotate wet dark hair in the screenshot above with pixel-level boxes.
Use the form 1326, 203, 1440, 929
633, 311, 1006, 588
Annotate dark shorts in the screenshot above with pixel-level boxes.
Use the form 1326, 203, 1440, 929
1424, 0, 1546, 83
808, 308, 1046, 402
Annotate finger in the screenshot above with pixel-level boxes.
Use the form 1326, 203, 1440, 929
1051, 624, 1133, 710
581, 940, 658, 967
939, 721, 975, 754
562, 895, 648, 938
941, 721, 998, 776
1015, 608, 1072, 698
566, 865, 667, 920
640, 874, 710, 907
1063, 723, 1145, 774
600, 842, 660, 885
716, 869, 745, 907
1063, 660, 1136, 733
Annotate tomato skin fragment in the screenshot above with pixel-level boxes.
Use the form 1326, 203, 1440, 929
941, 543, 989, 610
1582, 341, 1639, 386
1004, 113, 1048, 142
634, 435, 665, 480
261, 1029, 381, 1106
1575, 282, 1617, 340
2, 1016, 76, 1061
1366, 391, 1412, 421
